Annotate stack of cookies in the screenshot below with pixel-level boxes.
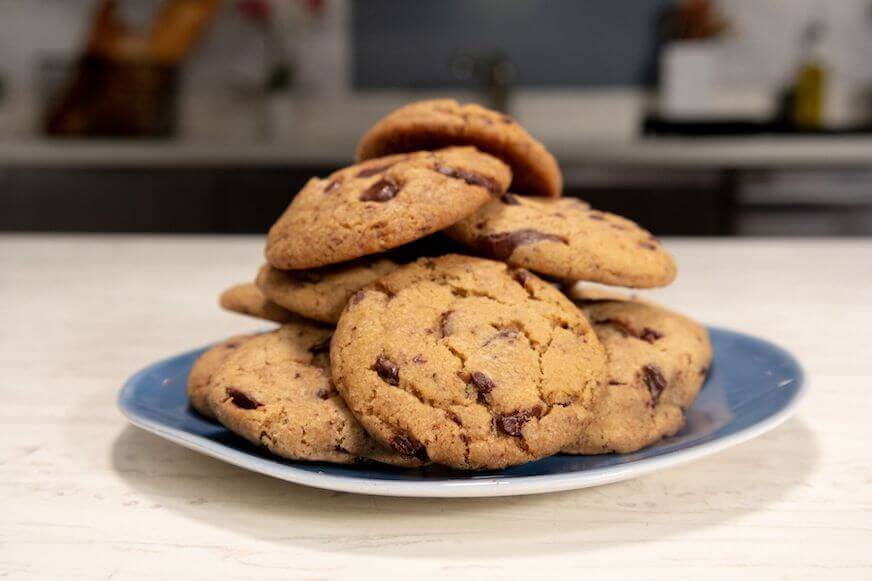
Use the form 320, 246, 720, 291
191, 99, 713, 470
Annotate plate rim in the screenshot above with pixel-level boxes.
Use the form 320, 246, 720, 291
118, 327, 806, 498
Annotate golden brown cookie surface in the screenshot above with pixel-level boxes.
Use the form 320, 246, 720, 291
447, 195, 677, 288
357, 99, 561, 197
331, 255, 607, 470
266, 147, 511, 270
207, 323, 421, 466
187, 334, 256, 418
219, 282, 298, 323
564, 293, 712, 454
256, 258, 400, 324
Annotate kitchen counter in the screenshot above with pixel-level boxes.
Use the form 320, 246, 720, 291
3, 136, 872, 169
1, 235, 870, 578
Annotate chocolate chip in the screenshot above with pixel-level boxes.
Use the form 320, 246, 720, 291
309, 335, 332, 355
476, 229, 568, 260
372, 355, 400, 385
596, 318, 661, 343
323, 179, 342, 194
389, 434, 427, 459
511, 268, 533, 286
470, 371, 495, 402
226, 388, 262, 410
608, 380, 625, 386
588, 212, 606, 221
412, 354, 427, 364
435, 164, 500, 195
495, 411, 531, 437
500, 193, 521, 205
500, 114, 515, 124
316, 388, 333, 400
225, 341, 241, 349
360, 178, 400, 202
356, 160, 398, 178
699, 366, 710, 377
642, 365, 667, 406
639, 327, 663, 343
439, 310, 456, 338
446, 411, 463, 426
352, 290, 367, 304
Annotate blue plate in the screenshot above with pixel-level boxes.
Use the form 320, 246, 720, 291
119, 327, 804, 497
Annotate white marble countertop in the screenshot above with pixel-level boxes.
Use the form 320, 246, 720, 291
1, 235, 870, 579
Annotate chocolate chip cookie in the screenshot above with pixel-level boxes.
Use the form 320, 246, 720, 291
207, 323, 421, 466
564, 291, 712, 454
446, 195, 677, 288
357, 99, 562, 197
331, 254, 607, 470
219, 282, 299, 323
256, 258, 400, 324
265, 147, 512, 270
187, 334, 257, 419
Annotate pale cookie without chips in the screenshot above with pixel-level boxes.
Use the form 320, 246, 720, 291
357, 99, 562, 198
187, 334, 256, 419
207, 323, 422, 466
219, 282, 299, 323
447, 194, 677, 288
331, 254, 607, 470
266, 147, 512, 270
256, 258, 400, 324
564, 291, 712, 454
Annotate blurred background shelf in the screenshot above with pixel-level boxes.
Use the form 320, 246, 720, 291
2, 0, 872, 237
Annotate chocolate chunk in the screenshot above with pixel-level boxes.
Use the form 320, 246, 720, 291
225, 388, 262, 410
316, 388, 333, 400
439, 310, 456, 338
352, 290, 367, 304
446, 411, 463, 426
642, 365, 667, 406
699, 366, 710, 377
372, 355, 400, 385
500, 193, 521, 205
596, 318, 661, 343
389, 434, 427, 459
495, 411, 531, 437
360, 178, 400, 202
470, 371, 495, 402
511, 268, 533, 286
309, 335, 332, 355
323, 179, 342, 194
356, 160, 398, 178
639, 327, 663, 343
435, 164, 500, 195
608, 380, 626, 386
476, 229, 568, 260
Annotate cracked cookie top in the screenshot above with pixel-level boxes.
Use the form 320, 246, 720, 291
357, 99, 562, 198
564, 292, 712, 454
256, 258, 400, 324
187, 334, 257, 419
207, 323, 422, 467
330, 254, 607, 470
265, 147, 512, 270
446, 195, 677, 288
